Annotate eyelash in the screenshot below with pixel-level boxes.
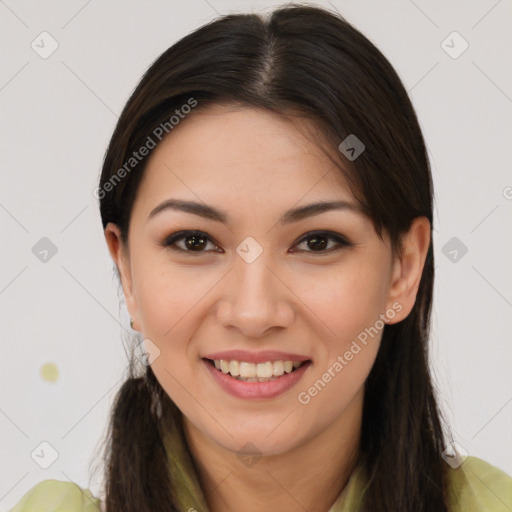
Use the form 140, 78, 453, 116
161, 230, 352, 255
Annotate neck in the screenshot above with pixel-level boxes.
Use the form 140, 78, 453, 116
182, 388, 364, 512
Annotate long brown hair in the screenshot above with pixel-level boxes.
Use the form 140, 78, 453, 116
94, 4, 451, 511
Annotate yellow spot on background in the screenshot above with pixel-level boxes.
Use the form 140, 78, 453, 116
40, 362, 59, 382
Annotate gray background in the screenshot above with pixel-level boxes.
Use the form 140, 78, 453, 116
1, 0, 511, 509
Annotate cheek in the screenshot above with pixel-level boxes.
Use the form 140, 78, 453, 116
133, 258, 213, 338
294, 266, 385, 423
133, 262, 208, 411
131, 259, 219, 393
293, 258, 388, 405
296, 257, 390, 349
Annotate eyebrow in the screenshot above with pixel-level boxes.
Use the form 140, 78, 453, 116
148, 198, 364, 225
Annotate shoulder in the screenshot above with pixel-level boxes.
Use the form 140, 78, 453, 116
446, 456, 512, 512
8, 479, 104, 512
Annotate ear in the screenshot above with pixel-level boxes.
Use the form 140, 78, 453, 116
385, 216, 431, 324
104, 222, 139, 331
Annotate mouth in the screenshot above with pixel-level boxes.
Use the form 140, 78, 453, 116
203, 357, 311, 382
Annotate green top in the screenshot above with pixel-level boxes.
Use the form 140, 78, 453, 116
8, 420, 512, 512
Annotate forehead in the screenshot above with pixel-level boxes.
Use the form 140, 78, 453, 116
134, 105, 355, 216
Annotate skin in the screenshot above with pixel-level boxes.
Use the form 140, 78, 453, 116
105, 104, 430, 512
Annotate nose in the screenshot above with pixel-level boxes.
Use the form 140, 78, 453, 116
215, 250, 295, 338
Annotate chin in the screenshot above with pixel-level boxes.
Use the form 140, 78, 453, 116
214, 426, 303, 457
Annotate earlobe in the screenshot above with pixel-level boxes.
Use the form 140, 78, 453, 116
104, 223, 138, 328
386, 217, 431, 324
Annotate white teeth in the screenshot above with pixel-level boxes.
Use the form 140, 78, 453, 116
229, 360, 240, 376
273, 361, 284, 376
256, 362, 273, 378
211, 358, 307, 379
283, 361, 293, 373
239, 362, 256, 378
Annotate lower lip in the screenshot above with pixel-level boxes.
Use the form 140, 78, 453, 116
203, 359, 311, 400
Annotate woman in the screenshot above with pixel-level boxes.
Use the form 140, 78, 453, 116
10, 4, 512, 512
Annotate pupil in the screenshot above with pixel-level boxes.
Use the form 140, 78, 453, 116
186, 234, 207, 251
308, 235, 327, 251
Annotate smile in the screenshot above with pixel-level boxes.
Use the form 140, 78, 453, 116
208, 358, 305, 381
203, 358, 312, 399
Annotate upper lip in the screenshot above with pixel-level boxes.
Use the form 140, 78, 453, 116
202, 350, 311, 364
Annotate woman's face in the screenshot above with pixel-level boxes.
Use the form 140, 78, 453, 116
106, 104, 415, 457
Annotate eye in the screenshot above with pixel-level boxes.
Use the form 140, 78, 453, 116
162, 230, 222, 254
291, 230, 352, 254
161, 229, 351, 255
